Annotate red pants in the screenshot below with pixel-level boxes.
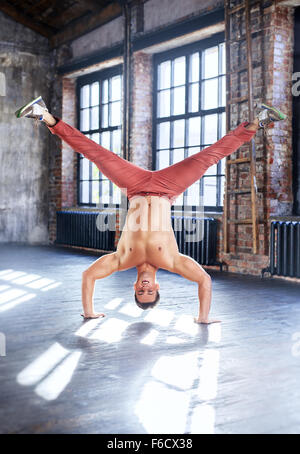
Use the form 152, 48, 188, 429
48, 119, 256, 204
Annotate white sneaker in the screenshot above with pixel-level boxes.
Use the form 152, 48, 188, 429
15, 96, 48, 121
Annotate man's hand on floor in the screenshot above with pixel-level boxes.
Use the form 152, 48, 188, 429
81, 312, 106, 320
194, 317, 221, 324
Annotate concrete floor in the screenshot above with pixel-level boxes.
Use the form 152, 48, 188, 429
0, 244, 300, 434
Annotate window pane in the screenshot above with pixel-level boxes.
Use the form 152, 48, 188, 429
205, 163, 217, 176
173, 119, 185, 148
220, 175, 225, 206
101, 180, 110, 204
189, 53, 199, 82
81, 158, 90, 180
102, 80, 108, 103
157, 122, 170, 149
80, 109, 89, 131
113, 184, 121, 204
173, 56, 185, 86
92, 180, 99, 204
157, 90, 170, 117
102, 104, 108, 128
221, 76, 226, 107
111, 101, 121, 126
175, 193, 183, 205
221, 111, 226, 136
187, 182, 200, 205
202, 78, 218, 110
203, 46, 219, 79
220, 43, 226, 74
157, 150, 169, 170
101, 131, 110, 149
203, 177, 217, 206
91, 106, 99, 130
111, 75, 121, 101
112, 129, 121, 155
203, 114, 218, 144
91, 132, 99, 144
173, 148, 184, 164
159, 61, 171, 89
91, 82, 99, 106
188, 117, 200, 146
189, 83, 199, 112
172, 86, 185, 115
80, 85, 89, 108
92, 163, 99, 180
81, 181, 89, 204
188, 146, 200, 156
220, 157, 225, 175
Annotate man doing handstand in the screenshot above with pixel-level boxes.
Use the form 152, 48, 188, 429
15, 97, 286, 323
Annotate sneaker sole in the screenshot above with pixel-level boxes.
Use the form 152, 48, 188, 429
15, 95, 42, 118
260, 102, 287, 121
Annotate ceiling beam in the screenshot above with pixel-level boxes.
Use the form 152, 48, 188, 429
0, 0, 55, 38
50, 2, 122, 48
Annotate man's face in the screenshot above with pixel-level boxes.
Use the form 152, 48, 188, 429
134, 278, 160, 303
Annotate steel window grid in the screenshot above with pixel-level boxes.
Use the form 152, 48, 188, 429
153, 34, 226, 212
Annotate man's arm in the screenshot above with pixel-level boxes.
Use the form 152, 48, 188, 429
172, 253, 220, 324
81, 252, 119, 319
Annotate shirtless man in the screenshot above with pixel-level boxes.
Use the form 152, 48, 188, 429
15, 97, 286, 323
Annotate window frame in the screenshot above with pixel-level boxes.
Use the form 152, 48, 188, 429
152, 32, 226, 213
76, 65, 123, 208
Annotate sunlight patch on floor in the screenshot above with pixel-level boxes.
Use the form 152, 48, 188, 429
135, 380, 190, 434
119, 302, 143, 318
89, 318, 129, 343
190, 404, 215, 434
35, 350, 82, 401
197, 350, 220, 401
144, 308, 174, 327
0, 292, 36, 312
174, 315, 198, 336
140, 329, 160, 346
151, 352, 200, 391
104, 298, 123, 310
75, 317, 105, 337
165, 336, 187, 345
17, 343, 70, 386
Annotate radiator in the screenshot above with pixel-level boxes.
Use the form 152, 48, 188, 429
171, 216, 220, 267
56, 211, 116, 251
262, 221, 300, 278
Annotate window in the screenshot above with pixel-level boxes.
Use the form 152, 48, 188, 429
153, 36, 226, 211
77, 67, 122, 206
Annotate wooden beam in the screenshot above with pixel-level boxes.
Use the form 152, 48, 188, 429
84, 0, 110, 14
50, 2, 122, 48
0, 1, 55, 38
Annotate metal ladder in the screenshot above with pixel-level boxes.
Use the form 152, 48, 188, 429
223, 0, 263, 254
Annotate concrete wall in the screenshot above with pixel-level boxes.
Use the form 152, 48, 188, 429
0, 11, 54, 243
144, 0, 223, 32
71, 15, 124, 60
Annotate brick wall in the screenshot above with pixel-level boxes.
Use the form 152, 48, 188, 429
213, 1, 295, 276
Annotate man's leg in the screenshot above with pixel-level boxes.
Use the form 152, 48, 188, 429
43, 112, 151, 198
151, 120, 258, 200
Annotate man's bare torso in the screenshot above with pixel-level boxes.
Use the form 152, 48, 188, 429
116, 196, 179, 271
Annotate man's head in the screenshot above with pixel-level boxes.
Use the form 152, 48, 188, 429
134, 274, 160, 310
